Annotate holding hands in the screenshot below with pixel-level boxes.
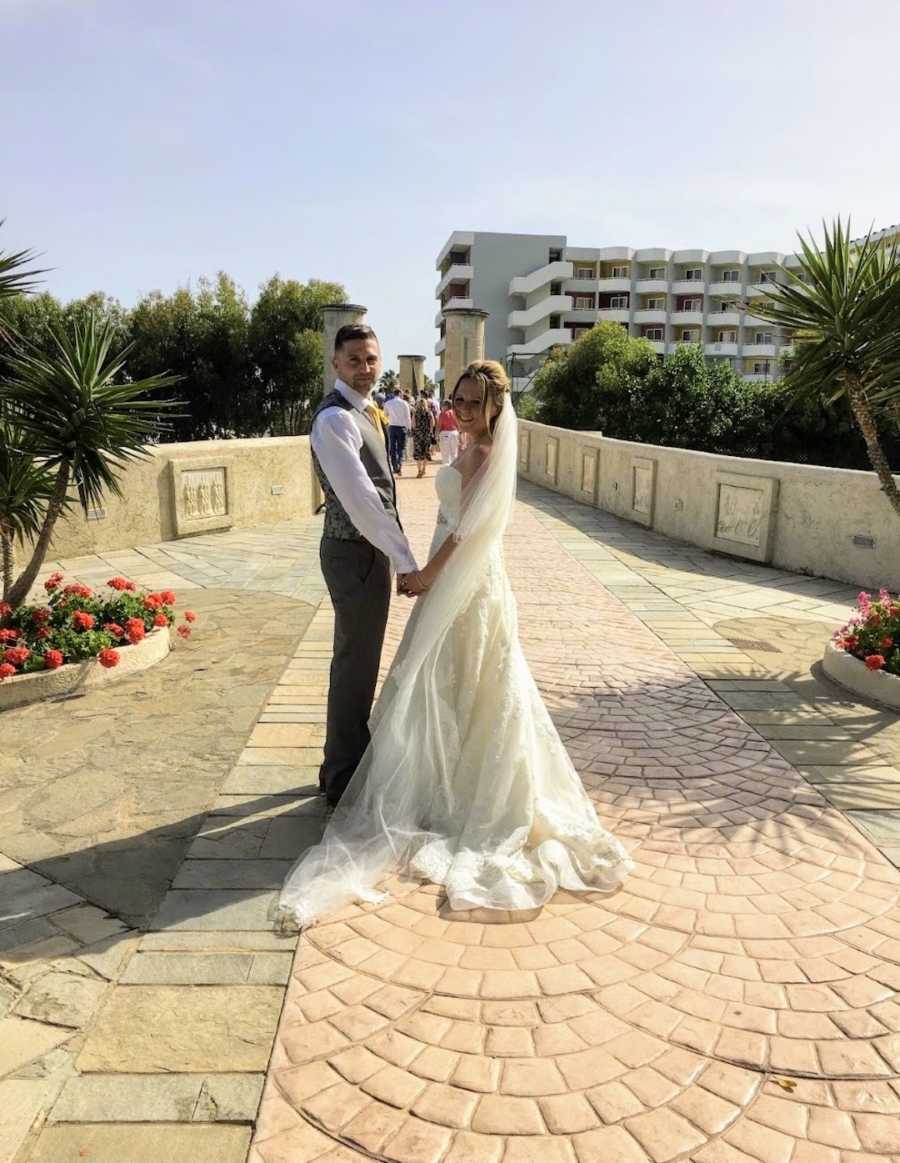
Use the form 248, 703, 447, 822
397, 571, 430, 597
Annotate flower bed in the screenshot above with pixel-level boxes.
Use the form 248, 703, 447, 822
823, 588, 900, 710
0, 572, 197, 710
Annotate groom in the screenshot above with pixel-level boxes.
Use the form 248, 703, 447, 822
310, 323, 418, 807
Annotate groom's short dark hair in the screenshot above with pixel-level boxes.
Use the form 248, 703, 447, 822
334, 323, 378, 352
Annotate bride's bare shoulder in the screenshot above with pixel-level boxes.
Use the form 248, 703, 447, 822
455, 442, 490, 487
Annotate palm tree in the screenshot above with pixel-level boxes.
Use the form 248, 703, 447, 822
751, 219, 900, 516
0, 314, 180, 607
0, 420, 60, 597
379, 368, 399, 393
0, 225, 44, 304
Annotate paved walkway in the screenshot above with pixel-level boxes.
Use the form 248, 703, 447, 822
4, 469, 900, 1162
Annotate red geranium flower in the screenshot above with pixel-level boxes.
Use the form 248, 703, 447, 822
183, 610, 196, 623
35, 627, 50, 641
4, 646, 29, 665
865, 654, 886, 671
43, 650, 64, 670
31, 607, 52, 626
176, 624, 192, 639
880, 636, 894, 649
0, 601, 10, 618
0, 663, 16, 680
72, 611, 95, 631
125, 616, 146, 645
63, 583, 93, 599
103, 622, 125, 637
98, 648, 120, 669
44, 571, 64, 592
143, 594, 163, 610
153, 613, 168, 628
107, 577, 133, 591
0, 629, 18, 644
842, 635, 859, 651
161, 590, 176, 605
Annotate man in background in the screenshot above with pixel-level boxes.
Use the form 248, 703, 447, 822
383, 388, 412, 475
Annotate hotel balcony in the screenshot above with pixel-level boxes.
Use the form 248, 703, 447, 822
508, 327, 572, 356
565, 277, 599, 293
644, 340, 667, 355
708, 281, 744, 297
434, 297, 473, 326
671, 279, 707, 295
633, 309, 667, 325
509, 260, 573, 295
634, 278, 668, 294
507, 294, 572, 329
706, 311, 741, 327
596, 308, 631, 324
595, 276, 632, 293
435, 264, 473, 298
706, 342, 739, 358
742, 343, 778, 358
670, 310, 704, 326
742, 372, 774, 383
435, 336, 446, 356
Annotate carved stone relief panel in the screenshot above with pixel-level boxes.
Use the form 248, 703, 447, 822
580, 448, 598, 500
630, 456, 657, 526
545, 437, 558, 484
713, 471, 779, 562
170, 458, 234, 537
518, 429, 530, 471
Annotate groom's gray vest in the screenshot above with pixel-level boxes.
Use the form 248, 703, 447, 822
311, 390, 399, 543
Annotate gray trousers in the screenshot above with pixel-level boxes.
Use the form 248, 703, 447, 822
318, 538, 392, 805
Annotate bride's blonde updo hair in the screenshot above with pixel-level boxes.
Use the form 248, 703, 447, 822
454, 360, 510, 435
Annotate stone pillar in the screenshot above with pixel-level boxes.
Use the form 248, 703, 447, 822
442, 307, 489, 397
398, 354, 427, 397
321, 303, 367, 396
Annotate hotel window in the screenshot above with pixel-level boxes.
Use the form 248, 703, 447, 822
609, 294, 629, 309
681, 298, 702, 312
574, 295, 594, 309
754, 331, 773, 344
648, 266, 666, 279
759, 271, 778, 284
752, 361, 770, 375
681, 329, 699, 342
646, 297, 665, 310
645, 327, 664, 341
717, 331, 736, 343
684, 268, 703, 281
719, 300, 739, 312
574, 266, 594, 279
549, 248, 563, 262
610, 265, 629, 278
722, 269, 741, 282
550, 282, 562, 295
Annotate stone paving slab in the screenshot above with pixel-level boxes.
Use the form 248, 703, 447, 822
29, 1124, 252, 1163
251, 474, 900, 1163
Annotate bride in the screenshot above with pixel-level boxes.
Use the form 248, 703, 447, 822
276, 361, 632, 927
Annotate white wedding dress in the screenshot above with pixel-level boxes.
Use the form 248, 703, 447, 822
276, 405, 632, 928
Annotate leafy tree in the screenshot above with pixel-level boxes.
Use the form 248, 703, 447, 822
248, 276, 343, 434
752, 219, 900, 514
0, 315, 179, 607
127, 274, 250, 441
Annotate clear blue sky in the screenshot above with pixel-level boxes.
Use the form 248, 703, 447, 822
4, 0, 899, 373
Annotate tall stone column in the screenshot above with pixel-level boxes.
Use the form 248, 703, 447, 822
442, 307, 489, 396
398, 354, 427, 397
321, 303, 367, 396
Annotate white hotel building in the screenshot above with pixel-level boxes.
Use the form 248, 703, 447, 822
433, 230, 806, 390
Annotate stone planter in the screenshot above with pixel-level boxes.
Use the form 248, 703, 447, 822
822, 640, 900, 711
0, 627, 170, 712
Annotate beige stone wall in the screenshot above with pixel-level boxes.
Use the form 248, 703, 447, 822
27, 437, 321, 560
518, 421, 900, 590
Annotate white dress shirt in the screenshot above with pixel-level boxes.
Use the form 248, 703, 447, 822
383, 396, 412, 428
311, 380, 418, 575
